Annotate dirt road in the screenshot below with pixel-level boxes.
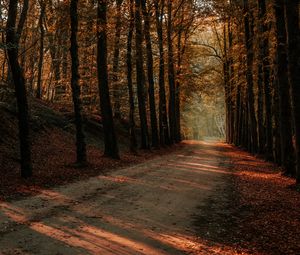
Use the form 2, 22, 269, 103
0, 141, 236, 255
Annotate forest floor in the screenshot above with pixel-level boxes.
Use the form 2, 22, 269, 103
0, 97, 179, 201
0, 141, 299, 255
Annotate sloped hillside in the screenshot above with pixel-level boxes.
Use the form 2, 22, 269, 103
0, 85, 174, 201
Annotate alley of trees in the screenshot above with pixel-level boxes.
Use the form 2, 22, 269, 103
0, 0, 300, 185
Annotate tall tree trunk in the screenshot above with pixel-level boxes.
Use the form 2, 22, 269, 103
36, 0, 45, 99
16, 0, 29, 45
256, 32, 265, 155
274, 0, 295, 175
285, 0, 300, 182
243, 0, 258, 153
112, 0, 123, 119
6, 0, 32, 178
228, 18, 235, 144
167, 0, 176, 144
135, 0, 149, 149
175, 30, 182, 143
154, 0, 170, 146
141, 0, 159, 148
242, 101, 249, 148
97, 0, 119, 158
223, 21, 231, 143
126, 0, 137, 153
234, 83, 241, 146
70, 0, 87, 164
272, 77, 281, 165
258, 0, 273, 160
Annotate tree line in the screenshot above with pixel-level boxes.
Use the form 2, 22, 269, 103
1, 0, 198, 177
218, 0, 300, 183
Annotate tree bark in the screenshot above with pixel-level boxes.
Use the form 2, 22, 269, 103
154, 0, 170, 146
141, 0, 159, 148
97, 0, 120, 158
272, 77, 282, 165
257, 0, 273, 160
285, 0, 300, 182
70, 0, 87, 164
135, 0, 149, 149
274, 0, 295, 175
175, 31, 182, 143
16, 0, 29, 45
6, 0, 32, 178
223, 21, 231, 143
167, 0, 176, 144
126, 0, 137, 153
112, 0, 123, 119
243, 0, 258, 153
36, 0, 45, 99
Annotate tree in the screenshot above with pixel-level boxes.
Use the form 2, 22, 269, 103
126, 0, 138, 153
112, 0, 123, 119
167, 0, 176, 144
70, 0, 87, 164
97, 0, 120, 158
6, 0, 32, 178
257, 0, 273, 160
36, 0, 45, 99
154, 0, 170, 146
141, 0, 159, 148
135, 0, 149, 149
285, 0, 300, 182
273, 0, 294, 176
243, 0, 258, 153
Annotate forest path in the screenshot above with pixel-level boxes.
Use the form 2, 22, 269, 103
0, 141, 236, 255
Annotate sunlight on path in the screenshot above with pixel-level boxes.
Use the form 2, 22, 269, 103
0, 141, 249, 255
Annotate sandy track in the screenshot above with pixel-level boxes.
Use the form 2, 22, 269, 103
0, 141, 233, 255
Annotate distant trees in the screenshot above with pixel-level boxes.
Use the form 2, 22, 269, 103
3, 0, 299, 184
215, 0, 300, 183
0, 0, 207, 177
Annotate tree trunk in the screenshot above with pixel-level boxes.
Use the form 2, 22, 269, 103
228, 20, 235, 145
16, 0, 29, 45
285, 0, 300, 182
167, 0, 176, 144
175, 24, 183, 143
135, 0, 149, 149
223, 21, 230, 143
112, 0, 123, 119
274, 0, 295, 175
272, 78, 281, 165
126, 0, 137, 153
36, 0, 45, 99
257, 0, 273, 160
243, 0, 258, 153
97, 0, 119, 158
154, 0, 170, 146
234, 83, 241, 146
141, 0, 159, 148
6, 0, 32, 178
70, 0, 87, 164
257, 0, 272, 158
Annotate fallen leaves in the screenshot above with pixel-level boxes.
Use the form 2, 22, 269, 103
225, 146, 300, 255
0, 126, 180, 202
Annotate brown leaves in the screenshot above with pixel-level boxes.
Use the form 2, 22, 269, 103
0, 125, 178, 202
225, 147, 300, 255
